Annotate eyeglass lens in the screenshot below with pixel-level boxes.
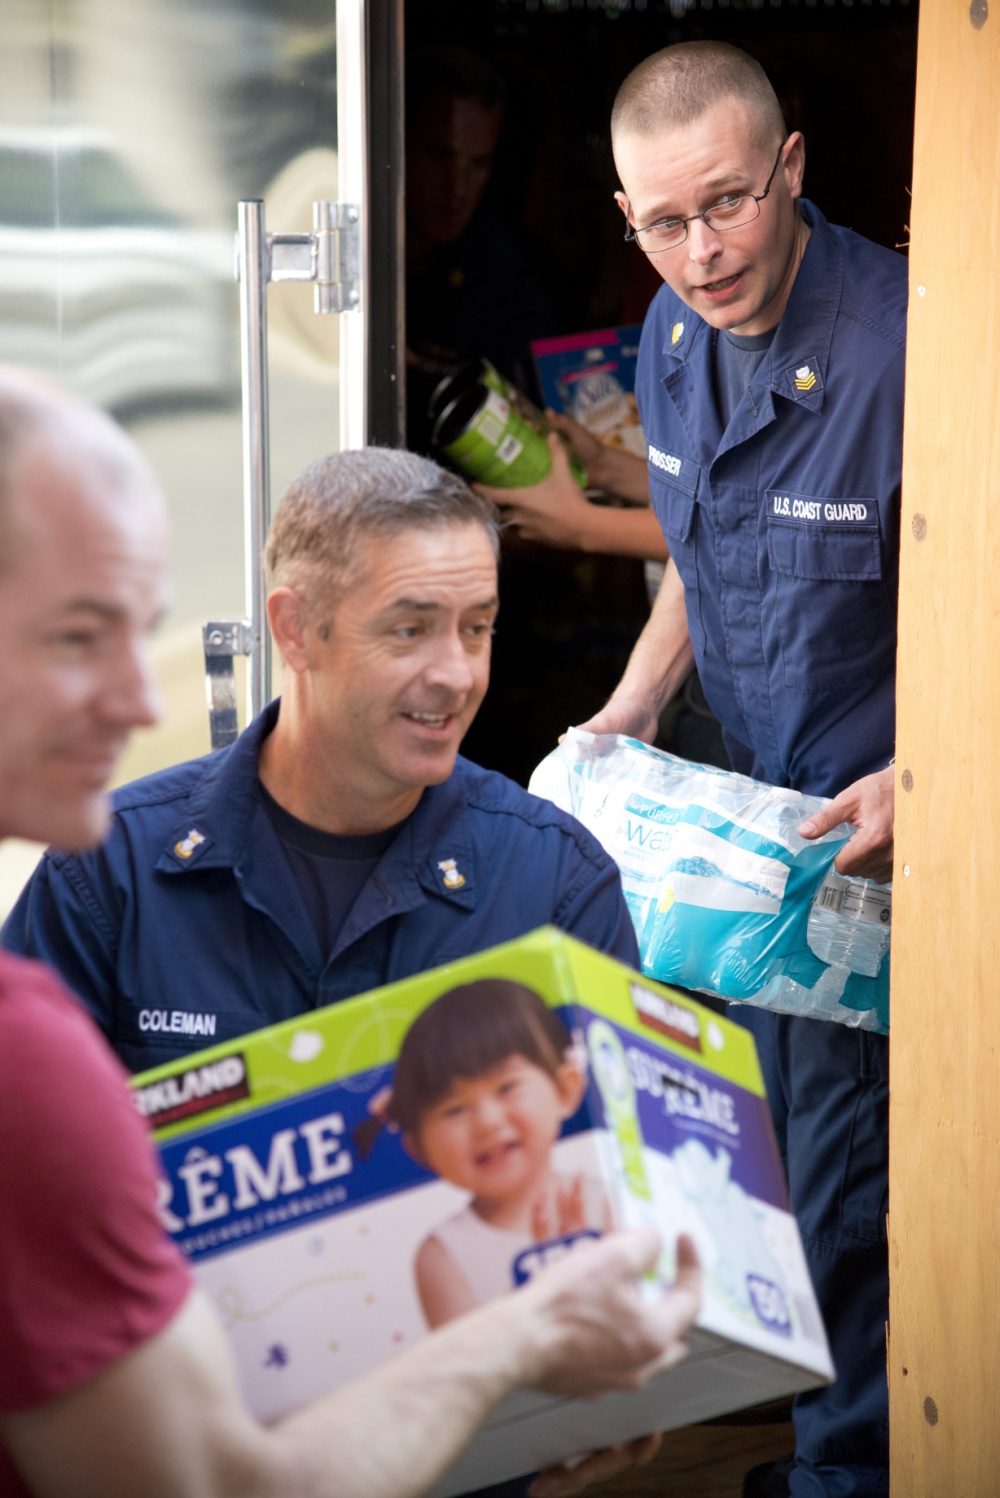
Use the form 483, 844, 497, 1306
636, 197, 760, 251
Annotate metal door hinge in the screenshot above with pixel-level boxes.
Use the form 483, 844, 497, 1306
238, 201, 360, 314
203, 619, 253, 750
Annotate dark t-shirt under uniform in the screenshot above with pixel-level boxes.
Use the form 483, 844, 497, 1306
259, 783, 404, 961
712, 325, 777, 431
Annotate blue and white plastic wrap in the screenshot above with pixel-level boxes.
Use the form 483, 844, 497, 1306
529, 731, 890, 1034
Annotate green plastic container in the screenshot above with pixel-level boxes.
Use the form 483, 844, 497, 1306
428, 359, 487, 427
432, 359, 587, 490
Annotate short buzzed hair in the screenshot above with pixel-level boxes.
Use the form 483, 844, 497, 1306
265, 446, 500, 611
611, 42, 785, 155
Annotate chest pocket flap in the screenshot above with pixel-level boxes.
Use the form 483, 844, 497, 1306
767, 508, 882, 582
764, 497, 893, 692
648, 448, 701, 546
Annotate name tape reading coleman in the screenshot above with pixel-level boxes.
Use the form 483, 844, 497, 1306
139, 1007, 219, 1036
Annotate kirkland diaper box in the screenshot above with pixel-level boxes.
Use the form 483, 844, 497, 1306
133, 928, 832, 1494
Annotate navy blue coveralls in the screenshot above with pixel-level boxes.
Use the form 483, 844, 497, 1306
636, 201, 905, 1496
2, 702, 640, 1073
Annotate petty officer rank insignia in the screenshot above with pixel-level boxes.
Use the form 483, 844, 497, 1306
437, 858, 466, 891
173, 829, 206, 860
792, 363, 818, 392
671, 321, 685, 346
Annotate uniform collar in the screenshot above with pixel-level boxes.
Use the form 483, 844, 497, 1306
155, 700, 282, 875
659, 199, 841, 423
156, 703, 477, 897
407, 761, 478, 909
154, 704, 479, 973
765, 200, 841, 415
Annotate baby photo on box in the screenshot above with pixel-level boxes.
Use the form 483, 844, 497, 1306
384, 978, 611, 1327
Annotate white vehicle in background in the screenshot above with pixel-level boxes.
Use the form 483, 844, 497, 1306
0, 127, 239, 415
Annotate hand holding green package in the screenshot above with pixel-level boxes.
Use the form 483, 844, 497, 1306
529, 731, 890, 1034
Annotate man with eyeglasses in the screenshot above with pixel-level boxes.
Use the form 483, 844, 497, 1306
574, 40, 903, 1498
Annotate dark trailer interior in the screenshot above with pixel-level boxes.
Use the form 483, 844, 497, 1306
382, 0, 917, 784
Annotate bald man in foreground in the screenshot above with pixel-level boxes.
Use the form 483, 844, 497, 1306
0, 371, 701, 1498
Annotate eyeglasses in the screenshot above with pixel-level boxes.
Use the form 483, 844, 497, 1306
624, 143, 786, 254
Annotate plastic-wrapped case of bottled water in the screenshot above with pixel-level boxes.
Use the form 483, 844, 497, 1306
529, 730, 890, 1034
807, 872, 892, 979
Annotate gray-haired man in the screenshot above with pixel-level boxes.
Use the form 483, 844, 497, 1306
0, 372, 700, 1498
6, 446, 640, 1074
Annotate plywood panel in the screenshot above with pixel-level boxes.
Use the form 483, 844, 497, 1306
890, 0, 1000, 1491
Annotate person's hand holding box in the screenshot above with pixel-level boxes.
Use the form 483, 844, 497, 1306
517, 1227, 701, 1399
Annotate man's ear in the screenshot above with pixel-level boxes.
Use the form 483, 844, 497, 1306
554, 1058, 588, 1121
781, 131, 807, 202
614, 190, 631, 222
266, 586, 311, 673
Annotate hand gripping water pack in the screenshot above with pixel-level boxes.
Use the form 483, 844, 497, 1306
529, 731, 890, 1034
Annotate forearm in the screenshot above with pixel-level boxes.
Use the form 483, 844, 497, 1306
1, 1290, 524, 1498
262, 1230, 687, 1498
586, 448, 651, 505
3, 1237, 695, 1498
613, 560, 694, 717
270, 1297, 528, 1498
576, 561, 693, 740
574, 503, 667, 561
